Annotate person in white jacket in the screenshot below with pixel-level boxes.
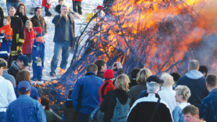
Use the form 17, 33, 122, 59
0, 58, 16, 122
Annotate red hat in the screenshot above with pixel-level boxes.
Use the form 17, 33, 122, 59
104, 69, 114, 79
97, 5, 104, 10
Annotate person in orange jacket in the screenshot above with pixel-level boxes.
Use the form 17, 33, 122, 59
0, 16, 13, 60
42, 0, 52, 16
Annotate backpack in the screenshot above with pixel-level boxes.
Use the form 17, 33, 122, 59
111, 98, 130, 122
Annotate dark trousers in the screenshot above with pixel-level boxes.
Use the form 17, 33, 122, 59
78, 112, 89, 122
73, 1, 82, 15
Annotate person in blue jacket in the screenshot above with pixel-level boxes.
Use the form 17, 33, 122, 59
71, 64, 104, 122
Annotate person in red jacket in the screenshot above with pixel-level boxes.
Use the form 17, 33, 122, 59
99, 69, 115, 104
22, 20, 36, 63
42, 0, 52, 16
72, 0, 82, 15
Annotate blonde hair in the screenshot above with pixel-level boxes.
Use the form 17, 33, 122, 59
115, 74, 130, 92
175, 85, 191, 101
160, 72, 174, 87
136, 68, 152, 84
25, 20, 32, 29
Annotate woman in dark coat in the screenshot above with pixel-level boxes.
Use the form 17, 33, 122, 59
15, 3, 29, 26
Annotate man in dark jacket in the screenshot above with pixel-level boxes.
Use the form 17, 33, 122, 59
176, 59, 208, 108
31, 7, 47, 35
50, 4, 75, 76
8, 7, 24, 66
71, 64, 104, 122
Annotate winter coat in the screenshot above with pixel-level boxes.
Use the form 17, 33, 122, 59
22, 28, 36, 55
45, 110, 62, 122
42, 0, 51, 9
173, 102, 190, 122
0, 24, 13, 59
99, 80, 115, 104
128, 83, 146, 106
63, 99, 76, 122
31, 15, 47, 34
8, 61, 20, 78
176, 70, 208, 108
15, 12, 29, 26
0, 7, 3, 27
100, 89, 129, 122
52, 14, 75, 44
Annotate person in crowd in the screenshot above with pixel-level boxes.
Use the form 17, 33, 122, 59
62, 89, 76, 122
159, 72, 177, 112
1, 58, 16, 87
31, 27, 45, 81
6, 80, 46, 122
30, 0, 42, 15
112, 62, 124, 77
15, 3, 28, 26
101, 74, 130, 122
171, 72, 181, 84
129, 68, 152, 106
0, 59, 16, 122
173, 85, 191, 122
8, 55, 28, 78
182, 105, 200, 122
50, 4, 75, 77
41, 96, 62, 122
176, 59, 208, 108
71, 64, 103, 122
0, 16, 13, 60
73, 0, 82, 15
199, 74, 217, 122
127, 75, 173, 122
129, 68, 140, 88
42, 0, 52, 16
6, 0, 19, 10
99, 69, 115, 104
55, 0, 64, 14
15, 70, 40, 100
199, 65, 208, 77
0, 7, 4, 27
22, 20, 35, 63
8, 6, 24, 66
31, 7, 47, 35
95, 59, 107, 79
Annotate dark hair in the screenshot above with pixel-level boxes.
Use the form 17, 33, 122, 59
206, 74, 217, 87
199, 65, 208, 77
94, 59, 106, 72
41, 96, 50, 110
87, 64, 98, 73
17, 3, 26, 15
34, 7, 41, 13
16, 70, 31, 86
131, 68, 140, 79
182, 105, 199, 116
170, 72, 181, 83
0, 58, 7, 69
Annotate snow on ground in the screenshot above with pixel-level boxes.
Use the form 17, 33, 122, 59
0, 0, 103, 81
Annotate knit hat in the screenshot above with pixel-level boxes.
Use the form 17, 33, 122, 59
104, 69, 114, 80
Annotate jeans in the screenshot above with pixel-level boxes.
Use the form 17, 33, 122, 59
0, 112, 6, 122
50, 42, 71, 74
73, 1, 82, 15
6, 2, 19, 10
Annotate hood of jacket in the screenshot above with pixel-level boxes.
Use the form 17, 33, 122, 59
185, 70, 204, 79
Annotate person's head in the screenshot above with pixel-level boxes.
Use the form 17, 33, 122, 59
59, 0, 64, 5
61, 4, 69, 16
170, 72, 181, 83
112, 62, 123, 71
160, 72, 174, 87
25, 20, 32, 29
86, 64, 98, 75
175, 85, 191, 103
104, 69, 114, 80
130, 68, 140, 81
41, 96, 50, 110
136, 68, 152, 84
8, 7, 16, 17
206, 74, 217, 92
94, 59, 107, 73
0, 58, 7, 76
146, 75, 163, 93
34, 7, 42, 17
115, 74, 130, 92
16, 55, 29, 69
199, 65, 208, 77
17, 3, 26, 15
16, 70, 31, 86
3, 16, 11, 26
188, 59, 200, 71
0, 7, 4, 18
182, 105, 200, 122
17, 80, 31, 96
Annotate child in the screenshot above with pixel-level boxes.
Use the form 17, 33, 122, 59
42, 0, 52, 16
22, 20, 35, 64
55, 0, 64, 14
32, 27, 45, 81
0, 16, 13, 60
